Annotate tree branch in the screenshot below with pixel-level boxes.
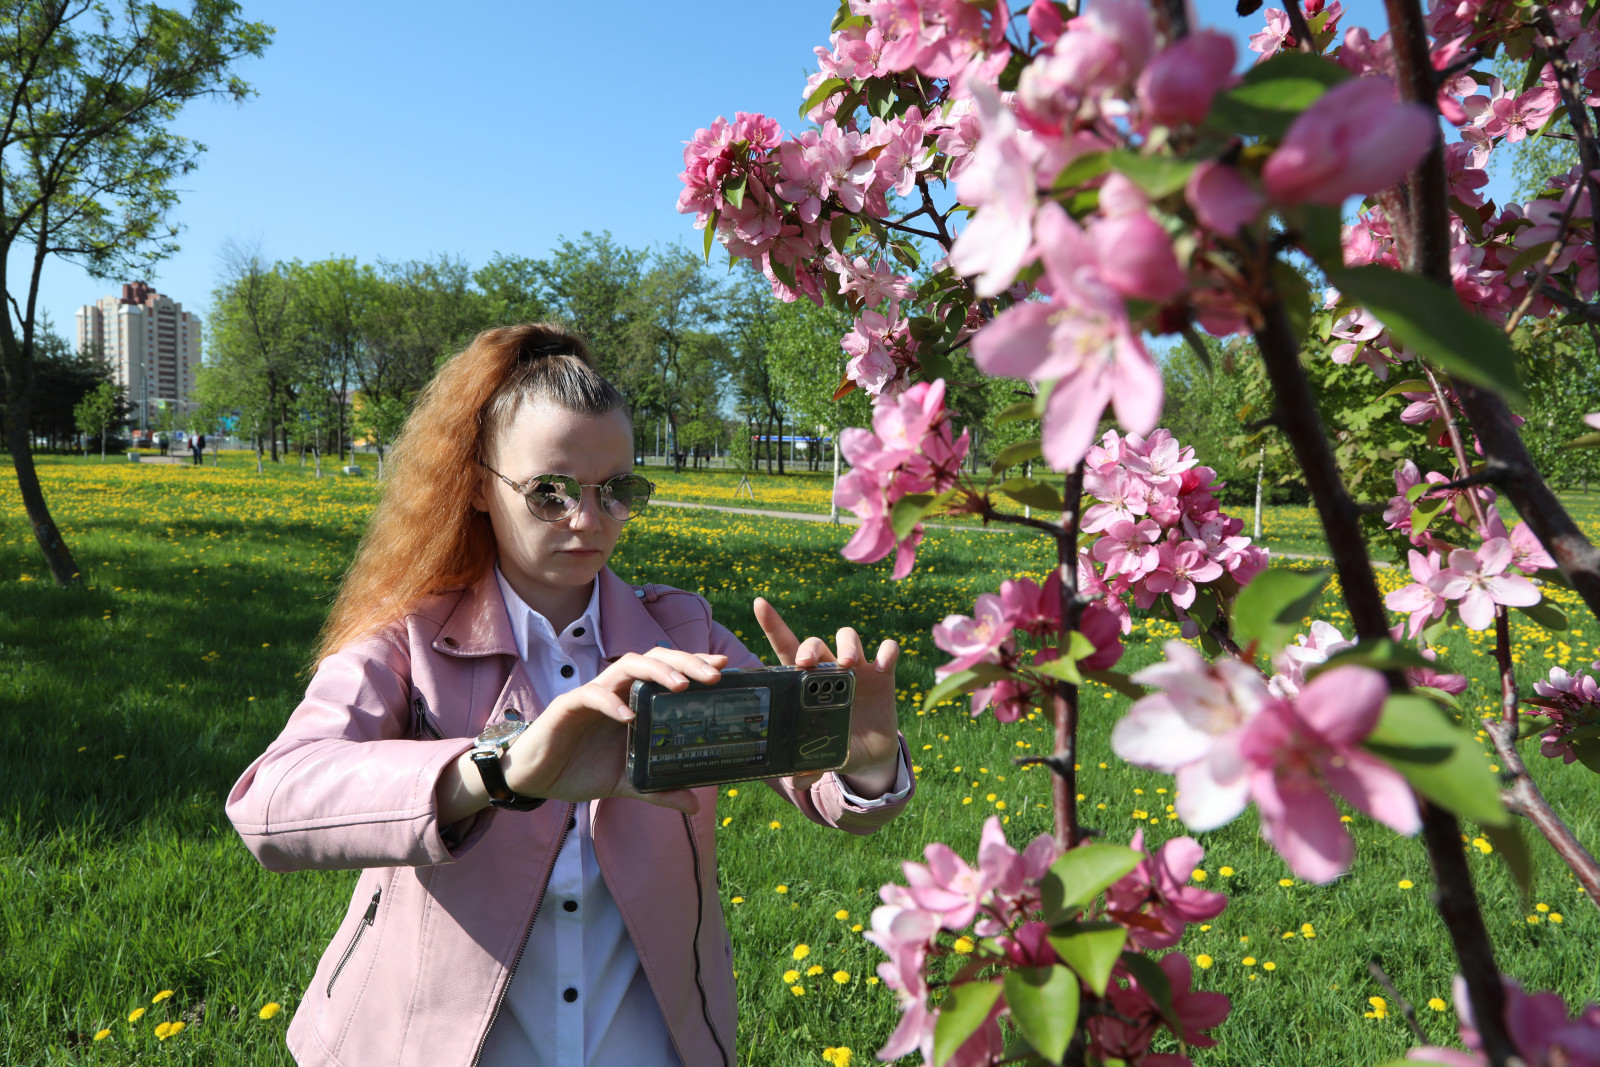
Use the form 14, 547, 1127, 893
1053, 461, 1088, 851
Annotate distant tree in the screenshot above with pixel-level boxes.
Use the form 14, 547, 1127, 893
73, 381, 121, 458
474, 253, 551, 326
535, 232, 647, 385
208, 246, 301, 462
353, 394, 408, 478
625, 249, 723, 473
292, 257, 382, 464
23, 316, 114, 449
0, 1, 270, 584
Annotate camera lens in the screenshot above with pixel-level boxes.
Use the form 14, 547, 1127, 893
807, 680, 819, 694
833, 679, 846, 692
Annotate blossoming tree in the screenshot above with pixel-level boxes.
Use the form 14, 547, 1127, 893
678, 0, 1600, 1062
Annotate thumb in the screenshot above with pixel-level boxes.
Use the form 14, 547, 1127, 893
639, 787, 702, 815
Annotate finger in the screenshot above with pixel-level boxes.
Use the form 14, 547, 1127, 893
792, 635, 835, 668
753, 597, 800, 666
874, 638, 900, 675
834, 626, 865, 668
789, 772, 825, 791
560, 682, 635, 723
642, 647, 727, 682
598, 652, 700, 693
636, 787, 701, 815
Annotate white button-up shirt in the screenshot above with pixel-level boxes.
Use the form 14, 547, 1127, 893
479, 568, 910, 1066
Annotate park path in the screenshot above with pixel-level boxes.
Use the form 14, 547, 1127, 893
651, 498, 1378, 566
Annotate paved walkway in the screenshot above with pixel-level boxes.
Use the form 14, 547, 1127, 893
652, 497, 1383, 564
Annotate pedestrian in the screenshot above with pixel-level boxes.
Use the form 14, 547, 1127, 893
227, 323, 914, 1067
192, 432, 205, 466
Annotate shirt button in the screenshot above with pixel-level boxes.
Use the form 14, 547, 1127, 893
563, 900, 578, 912
563, 987, 578, 1003
560, 664, 575, 679
572, 626, 585, 637
568, 815, 577, 831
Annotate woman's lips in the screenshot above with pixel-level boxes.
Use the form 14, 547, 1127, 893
560, 548, 602, 556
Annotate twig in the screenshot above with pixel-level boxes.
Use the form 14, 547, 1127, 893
1503, 184, 1584, 335
1539, 283, 1600, 324
1283, 0, 1317, 52
1421, 363, 1489, 531
1368, 959, 1430, 1044
1528, 5, 1600, 260
1053, 461, 1088, 851
1487, 609, 1600, 906
1427, 466, 1507, 494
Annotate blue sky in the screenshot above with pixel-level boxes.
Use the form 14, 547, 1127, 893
30, 0, 1500, 341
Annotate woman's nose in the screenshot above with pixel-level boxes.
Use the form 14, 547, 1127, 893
567, 486, 604, 530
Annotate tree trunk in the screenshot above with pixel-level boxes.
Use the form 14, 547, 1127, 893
830, 431, 842, 525
777, 411, 786, 475
1254, 447, 1266, 540
6, 409, 81, 585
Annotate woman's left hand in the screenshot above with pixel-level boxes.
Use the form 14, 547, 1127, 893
753, 597, 902, 798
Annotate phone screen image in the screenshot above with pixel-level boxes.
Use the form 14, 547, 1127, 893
646, 687, 772, 775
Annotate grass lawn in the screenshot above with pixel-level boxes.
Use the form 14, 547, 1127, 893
3, 456, 1599, 1066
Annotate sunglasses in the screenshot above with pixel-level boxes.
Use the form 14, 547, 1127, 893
483, 464, 656, 523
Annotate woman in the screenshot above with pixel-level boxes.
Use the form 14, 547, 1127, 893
226, 323, 914, 1067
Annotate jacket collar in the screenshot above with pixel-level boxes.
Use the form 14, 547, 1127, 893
432, 565, 674, 660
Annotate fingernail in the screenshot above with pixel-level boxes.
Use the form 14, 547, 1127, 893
670, 671, 687, 685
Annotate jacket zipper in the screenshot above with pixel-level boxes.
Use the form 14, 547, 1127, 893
682, 813, 731, 1067
413, 696, 443, 740
326, 887, 381, 998
470, 802, 575, 1067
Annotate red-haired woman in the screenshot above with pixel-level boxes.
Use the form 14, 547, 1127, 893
226, 324, 914, 1067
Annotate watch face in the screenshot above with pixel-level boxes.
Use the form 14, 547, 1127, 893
478, 720, 527, 748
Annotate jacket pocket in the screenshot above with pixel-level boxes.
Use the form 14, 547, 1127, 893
411, 695, 443, 741
326, 887, 381, 998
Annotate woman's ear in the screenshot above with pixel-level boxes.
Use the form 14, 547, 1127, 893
469, 461, 493, 513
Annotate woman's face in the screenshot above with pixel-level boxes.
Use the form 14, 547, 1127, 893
474, 400, 635, 599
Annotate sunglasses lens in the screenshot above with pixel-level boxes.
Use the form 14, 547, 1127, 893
603, 475, 653, 520
526, 476, 580, 521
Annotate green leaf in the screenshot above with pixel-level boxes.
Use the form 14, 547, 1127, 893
1366, 694, 1511, 827
800, 76, 848, 118
702, 210, 719, 263
1003, 967, 1080, 1065
1505, 239, 1555, 277
1207, 52, 1350, 137
1515, 600, 1569, 631
923, 663, 1011, 712
908, 315, 943, 343
1109, 150, 1196, 199
1230, 568, 1329, 654
1309, 638, 1433, 678
865, 77, 894, 119
1035, 655, 1085, 685
1283, 203, 1343, 266
993, 439, 1044, 474
1380, 378, 1432, 399
1041, 845, 1142, 922
1325, 266, 1527, 406
1187, 586, 1219, 631
1050, 150, 1110, 192
934, 980, 1003, 1067
723, 175, 747, 211
1084, 669, 1148, 699
1000, 477, 1064, 511
890, 239, 921, 270
1413, 685, 1463, 711
1117, 952, 1181, 1034
891, 492, 937, 541
1483, 821, 1535, 902
1404, 481, 1432, 503
996, 400, 1039, 426
1562, 431, 1600, 449
1049, 921, 1128, 998
1410, 495, 1450, 537
828, 213, 854, 252
1272, 261, 1314, 343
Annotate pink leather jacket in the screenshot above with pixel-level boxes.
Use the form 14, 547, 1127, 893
226, 567, 914, 1067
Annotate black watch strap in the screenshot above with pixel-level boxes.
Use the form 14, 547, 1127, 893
470, 748, 546, 811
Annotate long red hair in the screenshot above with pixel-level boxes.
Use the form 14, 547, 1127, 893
316, 322, 626, 661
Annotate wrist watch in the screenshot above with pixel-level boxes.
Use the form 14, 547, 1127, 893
470, 719, 545, 811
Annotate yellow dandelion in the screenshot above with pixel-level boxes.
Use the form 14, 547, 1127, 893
1279, 878, 1295, 887
807, 965, 824, 976
1551, 913, 1565, 923
151, 989, 174, 1003
1301, 923, 1315, 938
1536, 903, 1551, 913
793, 944, 811, 960
1428, 998, 1448, 1012
1219, 866, 1235, 876
953, 936, 975, 954
790, 984, 806, 996
1196, 954, 1214, 969
775, 885, 789, 894
1365, 996, 1389, 1020
1398, 879, 1415, 889
784, 969, 801, 983
851, 924, 863, 933
1192, 869, 1207, 882
835, 909, 850, 921
833, 970, 851, 984
259, 1002, 282, 1020
727, 789, 738, 797
93, 1029, 111, 1041
127, 1007, 146, 1023
1242, 957, 1256, 967
731, 896, 745, 904
1263, 962, 1277, 971
769, 820, 782, 830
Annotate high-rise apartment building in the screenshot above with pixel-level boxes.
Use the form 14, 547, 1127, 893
76, 282, 202, 429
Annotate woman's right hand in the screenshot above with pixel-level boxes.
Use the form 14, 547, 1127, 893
498, 648, 726, 814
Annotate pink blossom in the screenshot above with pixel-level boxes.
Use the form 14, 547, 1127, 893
971, 201, 1164, 469
1078, 603, 1126, 671
1088, 188, 1188, 302
1236, 665, 1420, 882
1248, 8, 1293, 60
1186, 161, 1266, 236
1112, 642, 1270, 830
1088, 952, 1231, 1063
1430, 538, 1542, 630
901, 816, 1014, 929
1482, 511, 1557, 574
832, 255, 913, 311
933, 593, 1012, 674
1142, 538, 1224, 610
1409, 976, 1600, 1067
840, 308, 914, 396
949, 83, 1038, 297
1269, 620, 1356, 698
1092, 518, 1162, 580
1261, 76, 1435, 205
867, 900, 940, 1062
1083, 466, 1152, 531
1105, 829, 1229, 949
1526, 664, 1600, 764
1138, 30, 1238, 127
1386, 549, 1451, 638
999, 574, 1063, 636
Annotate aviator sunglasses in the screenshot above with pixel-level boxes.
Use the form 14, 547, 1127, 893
482, 463, 657, 523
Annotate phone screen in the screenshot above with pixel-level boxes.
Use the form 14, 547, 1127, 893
646, 687, 772, 776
